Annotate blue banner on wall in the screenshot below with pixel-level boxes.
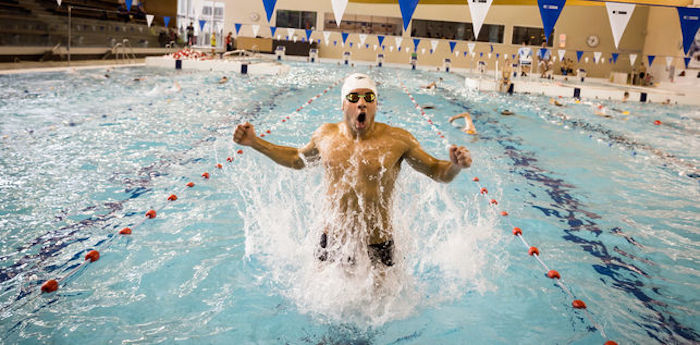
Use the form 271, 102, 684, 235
537, 0, 566, 43
611, 52, 619, 64
199, 20, 206, 31
341, 32, 349, 45
399, 0, 420, 31
677, 7, 700, 55
449, 41, 456, 53
262, 0, 277, 22
684, 57, 691, 68
377, 35, 385, 47
576, 50, 583, 62
647, 55, 655, 67
413, 38, 420, 52
305, 29, 312, 41
235, 23, 242, 34
164, 16, 170, 28
270, 26, 277, 37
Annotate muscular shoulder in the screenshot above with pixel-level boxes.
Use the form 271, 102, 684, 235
382, 123, 419, 147
313, 123, 338, 139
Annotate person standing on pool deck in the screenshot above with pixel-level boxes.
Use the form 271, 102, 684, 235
233, 73, 472, 268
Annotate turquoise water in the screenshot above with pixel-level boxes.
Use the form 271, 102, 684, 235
0, 63, 698, 344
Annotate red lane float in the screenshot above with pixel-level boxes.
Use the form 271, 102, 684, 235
572, 300, 587, 309
528, 246, 540, 256
119, 227, 132, 235
513, 227, 522, 236
472, 177, 480, 182
480, 187, 488, 195
41, 279, 59, 293
167, 194, 177, 201
500, 211, 509, 216
227, 157, 233, 162
202, 172, 210, 179
653, 120, 661, 125
490, 199, 498, 205
145, 210, 156, 219
85, 250, 100, 262
237, 149, 243, 154
604, 341, 618, 345
216, 163, 223, 169
186, 182, 195, 188
547, 270, 561, 279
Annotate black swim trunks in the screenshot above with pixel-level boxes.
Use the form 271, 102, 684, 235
316, 233, 394, 267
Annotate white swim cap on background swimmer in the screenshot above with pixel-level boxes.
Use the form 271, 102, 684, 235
341, 73, 377, 104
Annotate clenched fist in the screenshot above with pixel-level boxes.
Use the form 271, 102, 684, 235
449, 145, 472, 169
233, 122, 256, 146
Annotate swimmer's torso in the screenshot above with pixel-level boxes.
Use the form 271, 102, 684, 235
313, 122, 409, 244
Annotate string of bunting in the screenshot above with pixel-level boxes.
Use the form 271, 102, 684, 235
398, 78, 619, 345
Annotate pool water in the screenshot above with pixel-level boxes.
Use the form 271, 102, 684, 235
0, 63, 698, 344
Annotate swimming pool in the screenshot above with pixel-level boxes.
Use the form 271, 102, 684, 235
0, 63, 697, 344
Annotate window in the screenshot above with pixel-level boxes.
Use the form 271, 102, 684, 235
411, 19, 504, 43
276, 10, 317, 30
323, 13, 402, 36
512, 26, 553, 46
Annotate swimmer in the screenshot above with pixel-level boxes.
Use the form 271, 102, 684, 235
622, 91, 629, 103
219, 76, 229, 84
448, 112, 478, 135
549, 98, 563, 107
422, 104, 435, 110
662, 99, 671, 105
233, 73, 471, 270
594, 104, 612, 118
500, 110, 514, 116
134, 77, 146, 82
422, 77, 443, 89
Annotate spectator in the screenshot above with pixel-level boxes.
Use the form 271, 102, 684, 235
186, 22, 195, 46
225, 32, 233, 51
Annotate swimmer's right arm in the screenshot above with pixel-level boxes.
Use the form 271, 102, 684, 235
233, 122, 319, 170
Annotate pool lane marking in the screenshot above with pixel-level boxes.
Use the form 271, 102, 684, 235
397, 81, 618, 345
256, 78, 344, 139
33, 78, 343, 299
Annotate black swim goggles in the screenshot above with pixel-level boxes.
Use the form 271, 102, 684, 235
345, 92, 376, 103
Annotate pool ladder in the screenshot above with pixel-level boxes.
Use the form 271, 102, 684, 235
111, 39, 136, 64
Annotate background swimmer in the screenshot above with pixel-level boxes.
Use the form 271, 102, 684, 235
448, 112, 478, 135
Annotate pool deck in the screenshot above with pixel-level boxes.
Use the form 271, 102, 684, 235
2, 55, 698, 106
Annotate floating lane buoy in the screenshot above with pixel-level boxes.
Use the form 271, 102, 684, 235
145, 210, 157, 218
202, 172, 210, 179
186, 182, 195, 188
501, 211, 509, 216
480, 187, 488, 195
85, 250, 100, 262
528, 246, 539, 256
654, 120, 661, 125
226, 157, 233, 162
572, 300, 587, 309
472, 177, 479, 182
547, 270, 561, 279
119, 227, 132, 235
41, 279, 59, 293
237, 149, 243, 154
604, 341, 618, 345
167, 194, 177, 201
512, 227, 522, 236
216, 163, 222, 169
490, 199, 498, 205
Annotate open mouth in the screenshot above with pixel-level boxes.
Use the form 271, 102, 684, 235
356, 112, 367, 129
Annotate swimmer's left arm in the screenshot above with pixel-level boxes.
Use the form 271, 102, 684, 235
402, 131, 471, 183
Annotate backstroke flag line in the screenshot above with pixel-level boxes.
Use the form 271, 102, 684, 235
146, 14, 154, 27
677, 7, 700, 55
629, 53, 637, 66
468, 0, 493, 39
399, 0, 421, 31
262, 0, 277, 22
605, 2, 635, 49
331, 0, 348, 27
252, 24, 260, 37
537, 0, 566, 43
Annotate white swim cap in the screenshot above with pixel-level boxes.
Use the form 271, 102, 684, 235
341, 73, 377, 104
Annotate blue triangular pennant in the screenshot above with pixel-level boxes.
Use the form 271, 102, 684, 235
349, 42, 353, 47
480, 52, 483, 57
537, 0, 566, 43
449, 41, 456, 53
512, 54, 516, 59
398, 47, 401, 52
366, 44, 369, 48
164, 16, 170, 28
334, 40, 337, 46
399, 0, 420, 31
262, 0, 277, 22
318, 39, 321, 44
576, 51, 583, 62
413, 38, 420, 51
377, 35, 385, 47
341, 32, 349, 44
539, 48, 548, 59
270, 26, 277, 37
305, 29, 312, 41
684, 57, 691, 68
125, 0, 132, 11
235, 23, 242, 35
496, 53, 499, 58
464, 52, 468, 56
612, 53, 619, 64
199, 20, 206, 31
490, 44, 494, 53
647, 55, 655, 67
677, 7, 700, 55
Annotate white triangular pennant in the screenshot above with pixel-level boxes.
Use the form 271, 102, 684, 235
146, 14, 154, 27
552, 56, 557, 62
287, 28, 295, 39
605, 2, 635, 49
471, 52, 476, 58
293, 36, 297, 43
421, 48, 426, 54
594, 51, 602, 63
331, 0, 348, 27
359, 34, 367, 46
585, 57, 589, 63
323, 31, 331, 45
390, 46, 394, 52
467, 42, 476, 55
277, 34, 281, 40
251, 24, 260, 37
488, 53, 492, 59
395, 37, 403, 48
468, 0, 493, 39
629, 53, 637, 66
558, 49, 565, 61
57, 0, 61, 5
455, 50, 460, 57
373, 44, 377, 50
430, 39, 439, 52
666, 56, 673, 68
